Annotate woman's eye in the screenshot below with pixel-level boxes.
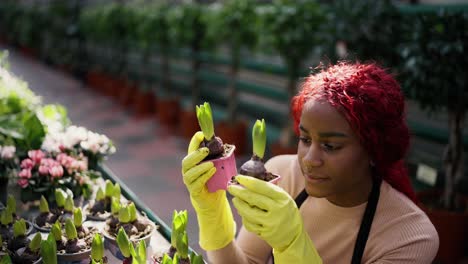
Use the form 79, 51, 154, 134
299, 137, 311, 145
322, 143, 339, 151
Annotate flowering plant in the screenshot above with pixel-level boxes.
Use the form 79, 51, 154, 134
41, 125, 116, 169
17, 149, 94, 202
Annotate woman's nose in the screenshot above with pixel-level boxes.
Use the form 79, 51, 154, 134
302, 144, 324, 167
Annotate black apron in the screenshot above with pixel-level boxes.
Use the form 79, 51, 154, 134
271, 178, 382, 264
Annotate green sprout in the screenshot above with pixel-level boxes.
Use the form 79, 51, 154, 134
40, 233, 57, 264
175, 231, 189, 260
91, 234, 104, 262
171, 210, 188, 249
190, 252, 204, 264
65, 219, 77, 240
95, 188, 105, 201
111, 197, 121, 215
51, 222, 62, 242
29, 232, 42, 253
105, 180, 114, 198
131, 240, 147, 264
196, 102, 215, 141
128, 203, 137, 222
161, 254, 174, 264
40, 196, 50, 213
113, 183, 121, 199
0, 210, 13, 226
55, 189, 66, 208
6, 195, 16, 216
116, 227, 131, 258
118, 206, 131, 224
64, 195, 74, 212
13, 219, 26, 238
0, 255, 12, 264
73, 208, 83, 228
252, 119, 266, 159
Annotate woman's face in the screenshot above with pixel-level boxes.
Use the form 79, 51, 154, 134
297, 100, 373, 207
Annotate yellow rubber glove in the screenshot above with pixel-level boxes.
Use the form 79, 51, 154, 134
181, 131, 236, 250
228, 175, 322, 264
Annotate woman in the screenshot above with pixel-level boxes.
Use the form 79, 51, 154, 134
181, 62, 439, 263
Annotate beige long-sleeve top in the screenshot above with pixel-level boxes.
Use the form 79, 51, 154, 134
208, 154, 439, 264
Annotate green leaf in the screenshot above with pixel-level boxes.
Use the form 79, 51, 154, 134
116, 227, 132, 258
131, 240, 147, 264
13, 219, 26, 238
96, 188, 105, 201
119, 206, 131, 224
0, 255, 12, 264
51, 221, 62, 241
40, 195, 50, 213
40, 233, 57, 264
252, 119, 266, 159
161, 254, 173, 264
171, 210, 188, 248
29, 232, 42, 253
6, 195, 16, 215
105, 180, 114, 197
128, 202, 137, 222
64, 195, 74, 212
190, 254, 204, 264
91, 234, 104, 261
73, 207, 83, 228
113, 183, 121, 199
175, 231, 189, 259
196, 102, 214, 141
55, 189, 66, 207
111, 197, 121, 215
65, 218, 77, 240
0, 210, 13, 225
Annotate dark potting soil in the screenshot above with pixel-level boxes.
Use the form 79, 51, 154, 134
34, 212, 57, 228
11, 247, 40, 264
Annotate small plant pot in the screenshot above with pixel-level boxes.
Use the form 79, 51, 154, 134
57, 247, 92, 264
11, 247, 42, 264
32, 218, 53, 232
205, 145, 238, 193
82, 203, 111, 222
268, 173, 282, 185
103, 221, 156, 260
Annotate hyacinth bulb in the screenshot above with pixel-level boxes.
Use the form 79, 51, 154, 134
128, 203, 137, 222
13, 219, 26, 238
64, 195, 74, 212
111, 197, 121, 215
73, 208, 83, 228
113, 183, 121, 199
171, 210, 188, 248
55, 189, 66, 208
116, 227, 132, 258
133, 240, 147, 264
118, 206, 131, 224
95, 188, 105, 201
91, 234, 104, 261
105, 180, 114, 198
40, 196, 50, 213
29, 232, 42, 253
51, 222, 62, 241
252, 119, 266, 159
65, 219, 77, 240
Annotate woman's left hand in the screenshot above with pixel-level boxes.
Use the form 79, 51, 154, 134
228, 175, 322, 263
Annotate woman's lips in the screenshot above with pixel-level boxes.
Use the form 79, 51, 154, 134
305, 174, 330, 184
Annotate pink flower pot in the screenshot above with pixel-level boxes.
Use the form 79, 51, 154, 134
205, 145, 237, 192
269, 173, 282, 185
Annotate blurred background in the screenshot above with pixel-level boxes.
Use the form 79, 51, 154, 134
0, 0, 467, 263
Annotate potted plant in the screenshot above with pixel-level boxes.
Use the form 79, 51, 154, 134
86, 180, 121, 221
74, 207, 96, 240
50, 221, 65, 252
258, 0, 325, 155
89, 234, 107, 264
116, 228, 147, 264
238, 119, 281, 184
33, 195, 58, 232
6, 220, 29, 252
400, 9, 468, 263
57, 218, 92, 262
196, 102, 237, 192
103, 203, 155, 259
0, 210, 14, 242
10, 232, 41, 263
205, 0, 259, 155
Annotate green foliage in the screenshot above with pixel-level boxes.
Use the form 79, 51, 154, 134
65, 218, 77, 240
113, 183, 121, 199
190, 252, 204, 264
132, 240, 147, 264
170, 210, 188, 248
135, 3, 171, 50
6, 195, 15, 215
0, 210, 13, 225
111, 197, 121, 215
95, 188, 105, 201
196, 102, 215, 141
175, 232, 189, 260
0, 255, 12, 264
105, 180, 114, 198
325, 0, 401, 66
64, 195, 74, 212
252, 119, 267, 159
258, 0, 326, 76
161, 254, 174, 264
116, 227, 131, 258
91, 234, 104, 261
13, 219, 26, 238
40, 233, 57, 264
128, 202, 137, 222
118, 206, 131, 224
73, 207, 83, 228
29, 232, 42, 253
51, 221, 62, 242
55, 189, 66, 208
40, 195, 50, 213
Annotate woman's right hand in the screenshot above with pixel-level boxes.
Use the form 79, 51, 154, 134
181, 131, 236, 250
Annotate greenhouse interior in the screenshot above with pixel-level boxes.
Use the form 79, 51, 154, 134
0, 0, 467, 263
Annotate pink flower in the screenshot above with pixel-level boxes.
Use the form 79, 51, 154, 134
18, 169, 32, 179
49, 166, 64, 178
1, 146, 15, 159
38, 165, 49, 175
20, 159, 34, 169
28, 150, 45, 164
17, 179, 29, 188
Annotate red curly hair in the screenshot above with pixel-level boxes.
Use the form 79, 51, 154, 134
291, 62, 416, 202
